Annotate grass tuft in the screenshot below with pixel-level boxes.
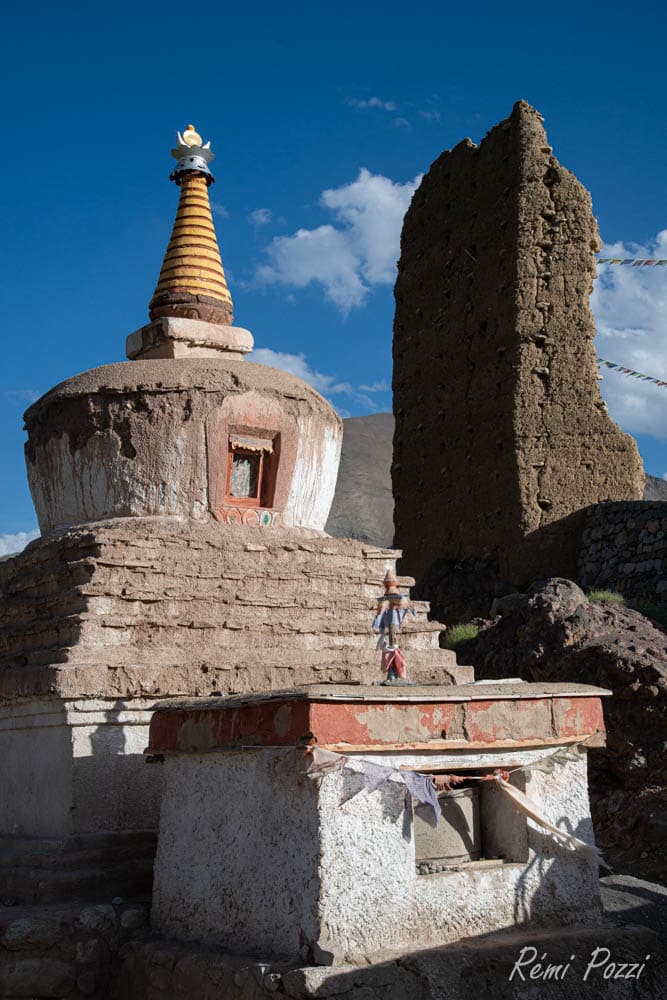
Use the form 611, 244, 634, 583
442, 623, 480, 649
587, 589, 626, 605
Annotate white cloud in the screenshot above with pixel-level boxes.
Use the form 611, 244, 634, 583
591, 230, 667, 439
359, 380, 390, 392
255, 168, 421, 313
0, 529, 39, 557
347, 97, 396, 111
250, 348, 354, 395
248, 208, 272, 226
418, 109, 441, 122
210, 201, 229, 219
393, 117, 411, 129
249, 347, 377, 412
256, 225, 366, 312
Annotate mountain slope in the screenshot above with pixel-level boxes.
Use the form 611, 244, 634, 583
325, 413, 394, 547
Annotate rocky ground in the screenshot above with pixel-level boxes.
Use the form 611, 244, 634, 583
450, 579, 667, 885
2, 880, 665, 999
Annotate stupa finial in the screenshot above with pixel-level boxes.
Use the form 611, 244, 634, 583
149, 123, 233, 325
169, 123, 216, 185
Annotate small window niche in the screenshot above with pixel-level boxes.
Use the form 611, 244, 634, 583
414, 768, 529, 875
225, 434, 278, 508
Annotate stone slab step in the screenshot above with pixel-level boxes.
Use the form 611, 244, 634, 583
0, 834, 157, 905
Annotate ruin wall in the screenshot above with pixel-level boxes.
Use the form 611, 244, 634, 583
392, 100, 644, 588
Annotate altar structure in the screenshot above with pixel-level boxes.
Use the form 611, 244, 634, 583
147, 681, 608, 964
0, 125, 463, 904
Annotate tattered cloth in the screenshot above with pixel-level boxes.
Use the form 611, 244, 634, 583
305, 746, 604, 861
306, 747, 441, 827
381, 647, 407, 678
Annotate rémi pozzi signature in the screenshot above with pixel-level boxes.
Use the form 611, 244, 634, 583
509, 946, 651, 982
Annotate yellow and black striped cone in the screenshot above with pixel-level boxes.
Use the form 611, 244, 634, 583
149, 172, 233, 325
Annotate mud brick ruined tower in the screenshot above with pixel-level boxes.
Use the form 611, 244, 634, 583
0, 125, 465, 904
392, 100, 644, 587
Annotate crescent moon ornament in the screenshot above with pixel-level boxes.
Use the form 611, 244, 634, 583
182, 125, 203, 147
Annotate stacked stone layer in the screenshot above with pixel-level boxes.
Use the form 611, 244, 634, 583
0, 902, 663, 1000
0, 519, 468, 701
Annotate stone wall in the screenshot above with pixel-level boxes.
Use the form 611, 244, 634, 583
578, 501, 667, 601
0, 901, 150, 999
113, 925, 665, 1000
392, 100, 643, 589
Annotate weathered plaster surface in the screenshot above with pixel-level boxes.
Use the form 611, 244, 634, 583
284, 416, 341, 530
316, 754, 599, 961
151, 751, 321, 960
0, 698, 161, 839
147, 685, 606, 755
24, 359, 342, 534
151, 747, 600, 964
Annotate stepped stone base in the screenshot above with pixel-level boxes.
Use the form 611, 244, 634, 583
0, 899, 151, 999
2, 913, 657, 1000
1, 900, 662, 1000
0, 517, 468, 698
0, 696, 161, 903
0, 832, 155, 906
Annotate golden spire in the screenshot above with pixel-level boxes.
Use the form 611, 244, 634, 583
149, 125, 233, 325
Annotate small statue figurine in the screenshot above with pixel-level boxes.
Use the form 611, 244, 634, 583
372, 569, 415, 684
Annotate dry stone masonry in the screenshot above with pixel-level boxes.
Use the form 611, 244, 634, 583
1, 902, 663, 1000
579, 500, 667, 600
392, 100, 644, 587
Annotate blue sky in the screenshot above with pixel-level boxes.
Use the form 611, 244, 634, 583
2, 1, 667, 551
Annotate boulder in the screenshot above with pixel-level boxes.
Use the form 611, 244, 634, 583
452, 578, 667, 883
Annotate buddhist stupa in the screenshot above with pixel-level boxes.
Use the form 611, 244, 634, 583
0, 124, 466, 906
